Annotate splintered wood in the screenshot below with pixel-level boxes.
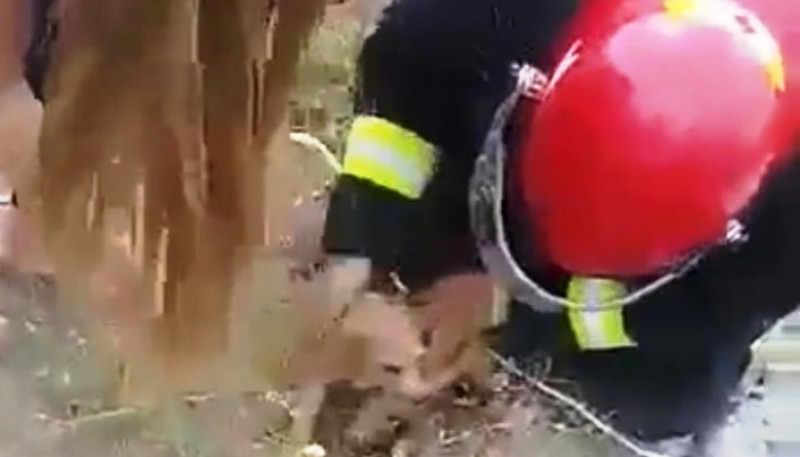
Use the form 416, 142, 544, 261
0, 0, 25, 89
36, 0, 326, 400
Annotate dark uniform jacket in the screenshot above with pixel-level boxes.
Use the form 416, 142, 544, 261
322, 0, 800, 441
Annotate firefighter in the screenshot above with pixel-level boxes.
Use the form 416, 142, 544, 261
322, 0, 800, 454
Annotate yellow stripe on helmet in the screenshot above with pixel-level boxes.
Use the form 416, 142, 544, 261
664, 0, 697, 20
765, 54, 786, 93
662, 0, 785, 94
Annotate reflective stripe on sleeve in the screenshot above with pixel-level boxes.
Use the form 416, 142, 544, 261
342, 116, 437, 199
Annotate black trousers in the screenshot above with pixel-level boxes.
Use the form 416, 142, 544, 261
500, 299, 751, 442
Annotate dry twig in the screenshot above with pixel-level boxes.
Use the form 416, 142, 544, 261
488, 350, 668, 457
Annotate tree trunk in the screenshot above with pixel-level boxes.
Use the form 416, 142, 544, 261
37, 0, 325, 400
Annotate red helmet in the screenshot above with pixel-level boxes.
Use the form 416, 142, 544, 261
737, 0, 800, 156
516, 0, 791, 276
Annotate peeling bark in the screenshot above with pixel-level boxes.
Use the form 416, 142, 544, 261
36, 0, 326, 399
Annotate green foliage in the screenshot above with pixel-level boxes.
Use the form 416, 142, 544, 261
292, 17, 362, 153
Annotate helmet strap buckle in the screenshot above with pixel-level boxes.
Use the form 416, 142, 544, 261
512, 63, 549, 101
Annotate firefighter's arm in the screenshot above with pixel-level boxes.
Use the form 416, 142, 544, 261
320, 120, 440, 322
321, 6, 474, 287
322, 117, 437, 270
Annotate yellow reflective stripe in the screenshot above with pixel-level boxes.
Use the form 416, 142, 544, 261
342, 116, 437, 199
567, 277, 636, 350
664, 0, 696, 19
765, 57, 785, 93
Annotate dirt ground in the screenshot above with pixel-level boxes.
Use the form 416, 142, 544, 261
0, 257, 632, 457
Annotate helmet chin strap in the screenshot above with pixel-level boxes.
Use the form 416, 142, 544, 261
511, 63, 549, 101
469, 63, 745, 313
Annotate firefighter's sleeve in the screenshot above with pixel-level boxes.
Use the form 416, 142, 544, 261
322, 118, 438, 270
322, 2, 485, 273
